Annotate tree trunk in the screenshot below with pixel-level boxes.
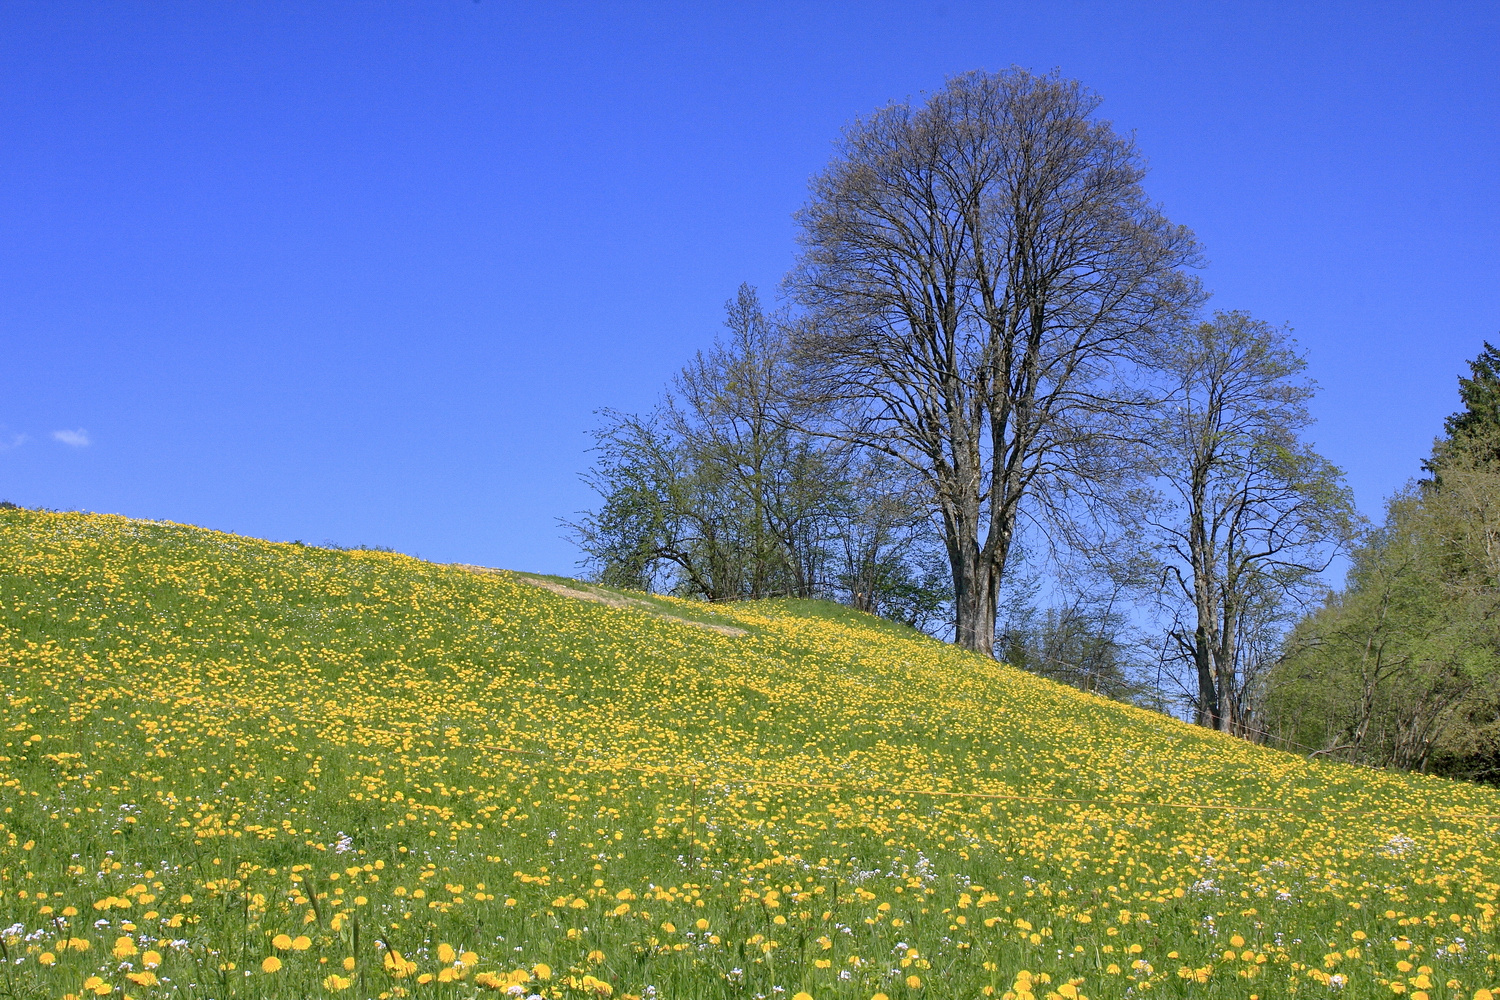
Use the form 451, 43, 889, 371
947, 512, 1013, 656
1218, 603, 1241, 734
951, 553, 998, 656
1193, 626, 1219, 728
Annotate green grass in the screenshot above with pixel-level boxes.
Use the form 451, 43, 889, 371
0, 508, 1498, 1000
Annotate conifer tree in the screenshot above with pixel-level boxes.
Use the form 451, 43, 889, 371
1429, 341, 1500, 473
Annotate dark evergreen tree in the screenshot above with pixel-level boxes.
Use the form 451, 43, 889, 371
1427, 340, 1500, 474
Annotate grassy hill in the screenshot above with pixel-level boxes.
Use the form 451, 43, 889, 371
1, 509, 1498, 1000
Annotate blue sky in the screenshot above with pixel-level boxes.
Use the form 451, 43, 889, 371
1, 2, 1495, 575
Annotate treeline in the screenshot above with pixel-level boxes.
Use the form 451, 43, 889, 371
573, 68, 1493, 769
1263, 345, 1500, 782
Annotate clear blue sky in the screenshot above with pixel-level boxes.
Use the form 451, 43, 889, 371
2, 2, 1495, 574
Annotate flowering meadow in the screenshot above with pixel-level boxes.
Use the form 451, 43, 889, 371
1, 511, 1499, 1000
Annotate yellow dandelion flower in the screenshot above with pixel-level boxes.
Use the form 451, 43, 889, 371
383, 950, 417, 978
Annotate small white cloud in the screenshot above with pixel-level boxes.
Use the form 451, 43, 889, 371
0, 432, 27, 451
51, 429, 90, 447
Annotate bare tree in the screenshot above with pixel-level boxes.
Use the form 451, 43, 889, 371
1145, 311, 1356, 733
996, 583, 1148, 702
790, 68, 1199, 655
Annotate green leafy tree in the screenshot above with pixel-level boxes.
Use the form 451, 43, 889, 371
570, 286, 840, 600
1267, 339, 1500, 778
1267, 483, 1500, 773
570, 286, 949, 627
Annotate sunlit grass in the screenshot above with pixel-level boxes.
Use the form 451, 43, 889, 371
0, 509, 1497, 999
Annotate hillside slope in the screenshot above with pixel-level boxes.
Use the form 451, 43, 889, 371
0, 510, 1497, 999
